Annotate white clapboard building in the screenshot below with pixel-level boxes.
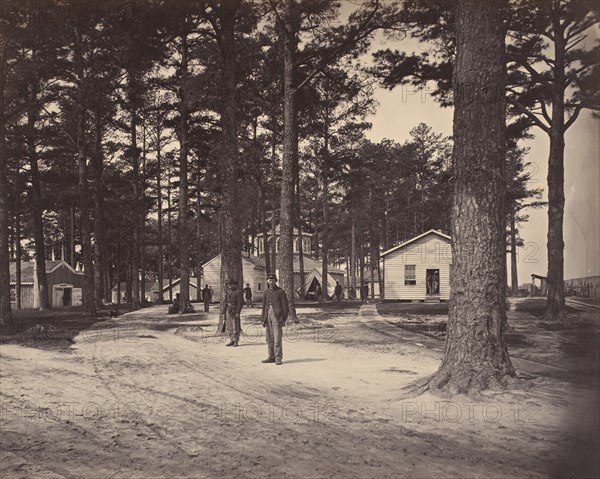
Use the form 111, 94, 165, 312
381, 230, 452, 302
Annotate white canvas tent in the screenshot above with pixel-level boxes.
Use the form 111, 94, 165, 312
303, 268, 337, 299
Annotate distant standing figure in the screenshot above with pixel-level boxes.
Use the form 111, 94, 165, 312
334, 281, 343, 304
315, 283, 322, 302
225, 279, 244, 347
202, 284, 212, 312
360, 283, 369, 304
243, 283, 253, 307
261, 274, 289, 365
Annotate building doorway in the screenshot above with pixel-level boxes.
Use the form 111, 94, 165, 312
426, 269, 440, 296
53, 285, 73, 307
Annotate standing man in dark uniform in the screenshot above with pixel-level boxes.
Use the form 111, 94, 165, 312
261, 273, 289, 365
334, 280, 343, 304
225, 279, 244, 347
243, 283, 253, 307
202, 284, 212, 312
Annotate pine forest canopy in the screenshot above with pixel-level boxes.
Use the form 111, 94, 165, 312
1, 2, 597, 333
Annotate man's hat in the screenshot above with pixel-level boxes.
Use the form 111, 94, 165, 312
267, 273, 277, 281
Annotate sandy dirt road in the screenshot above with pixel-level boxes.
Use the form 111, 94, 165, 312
1, 303, 598, 478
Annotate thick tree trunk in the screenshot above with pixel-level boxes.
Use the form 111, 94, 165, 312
545, 7, 566, 319
129, 79, 141, 310
74, 38, 95, 315
0, 71, 11, 324
178, 36, 191, 313
27, 87, 50, 310
78, 150, 95, 315
280, 0, 300, 321
92, 110, 105, 307
270, 126, 277, 273
426, 0, 513, 393
258, 185, 271, 275
219, 1, 243, 289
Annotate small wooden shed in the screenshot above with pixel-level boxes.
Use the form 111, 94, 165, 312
10, 259, 85, 309
381, 230, 453, 302
202, 252, 267, 302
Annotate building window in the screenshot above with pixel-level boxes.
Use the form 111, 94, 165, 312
10, 286, 16, 303
405, 265, 416, 285
258, 283, 262, 291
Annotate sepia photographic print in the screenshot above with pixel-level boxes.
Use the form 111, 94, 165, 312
1, 1, 599, 478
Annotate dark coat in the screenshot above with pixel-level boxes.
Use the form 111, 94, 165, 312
262, 286, 289, 325
202, 287, 212, 302
227, 289, 244, 315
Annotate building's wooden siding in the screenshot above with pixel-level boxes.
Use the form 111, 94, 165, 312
203, 255, 266, 302
10, 285, 35, 309
564, 276, 600, 299
47, 265, 85, 289
384, 234, 452, 301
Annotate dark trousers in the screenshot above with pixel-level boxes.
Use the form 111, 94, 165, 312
203, 299, 210, 312
265, 306, 283, 360
226, 310, 240, 342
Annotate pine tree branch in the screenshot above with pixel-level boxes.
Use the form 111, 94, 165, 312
507, 96, 550, 133
564, 104, 583, 130
40, 104, 78, 147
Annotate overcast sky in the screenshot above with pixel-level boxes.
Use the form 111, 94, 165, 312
362, 24, 600, 284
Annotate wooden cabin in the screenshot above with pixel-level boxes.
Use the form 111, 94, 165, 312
148, 279, 200, 303
9, 259, 85, 309
202, 252, 267, 302
381, 230, 452, 302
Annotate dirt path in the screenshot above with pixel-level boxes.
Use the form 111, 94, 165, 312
1, 304, 598, 478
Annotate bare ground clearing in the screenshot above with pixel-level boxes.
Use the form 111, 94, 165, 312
1, 300, 598, 478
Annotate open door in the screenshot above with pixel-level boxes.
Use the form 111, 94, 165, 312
426, 269, 440, 296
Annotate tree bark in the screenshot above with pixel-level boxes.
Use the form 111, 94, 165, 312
425, 0, 514, 393
14, 212, 21, 309
129, 73, 141, 310
544, 3, 566, 319
321, 116, 330, 303
258, 185, 271, 275
156, 132, 164, 304
177, 35, 191, 312
219, 1, 243, 289
280, 0, 300, 321
269, 126, 277, 273
27, 79, 50, 310
92, 109, 106, 307
0, 53, 11, 324
350, 218, 356, 297
74, 33, 95, 315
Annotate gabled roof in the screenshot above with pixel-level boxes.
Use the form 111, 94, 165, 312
381, 230, 451, 257
10, 260, 82, 284
202, 253, 266, 269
